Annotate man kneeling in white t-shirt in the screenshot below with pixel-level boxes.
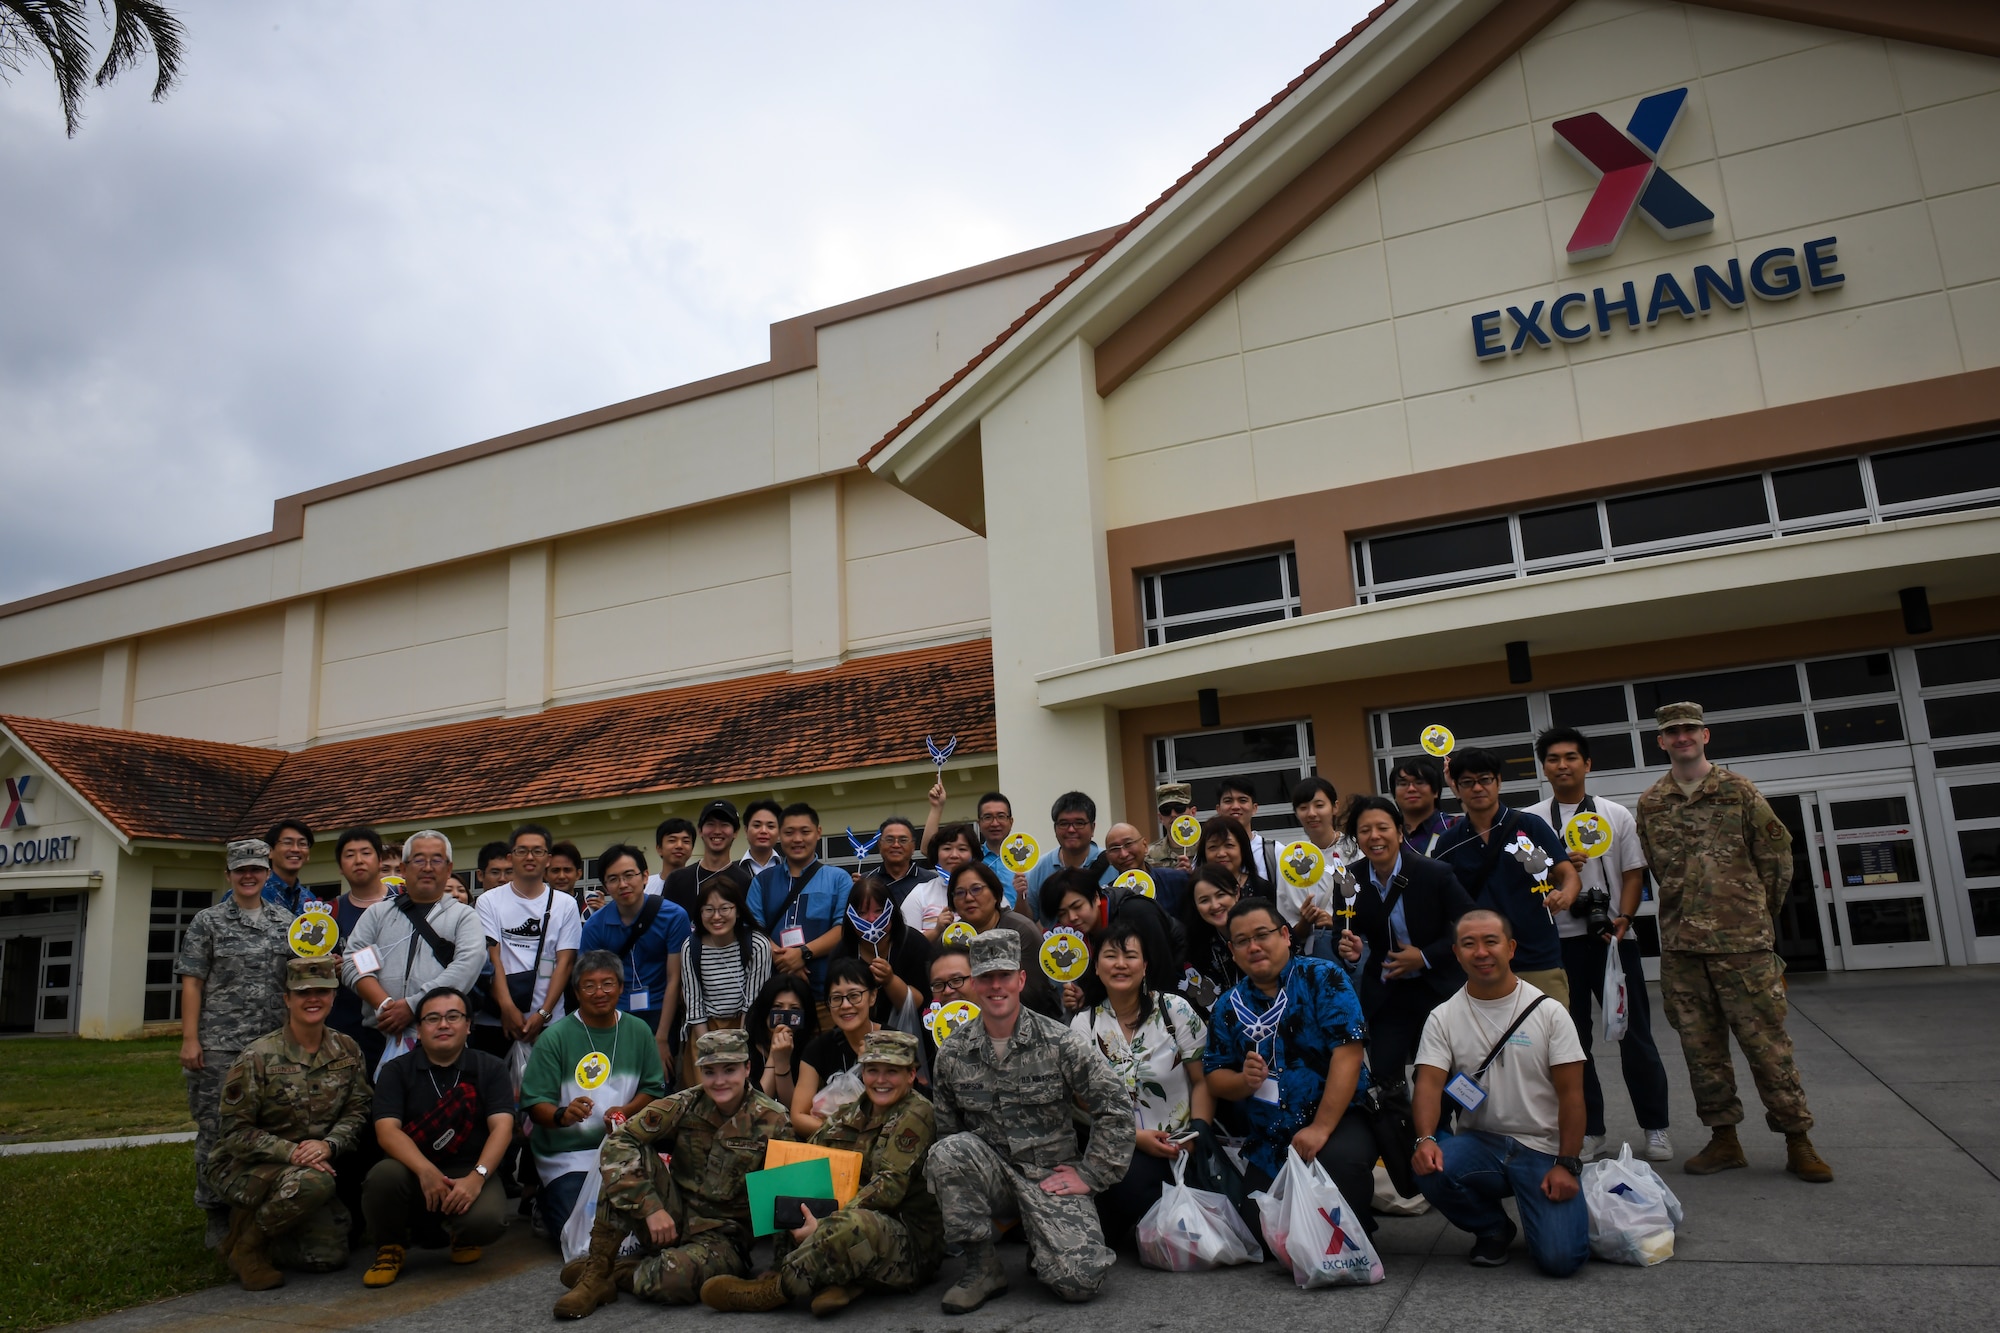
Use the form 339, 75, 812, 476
1411, 908, 1590, 1276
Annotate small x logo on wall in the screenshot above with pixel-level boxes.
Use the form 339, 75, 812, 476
1553, 87, 1715, 261
3, 776, 37, 829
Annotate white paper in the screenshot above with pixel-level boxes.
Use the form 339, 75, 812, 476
349, 944, 382, 976
1445, 1072, 1487, 1113
779, 925, 806, 949
1253, 1077, 1281, 1104
626, 990, 649, 1011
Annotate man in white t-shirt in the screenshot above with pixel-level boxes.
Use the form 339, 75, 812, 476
1412, 908, 1589, 1276
1535, 727, 1673, 1164
474, 823, 583, 1052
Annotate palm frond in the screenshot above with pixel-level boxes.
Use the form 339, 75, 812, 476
0, 0, 94, 134
93, 0, 181, 100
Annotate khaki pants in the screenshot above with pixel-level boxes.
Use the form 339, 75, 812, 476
1516, 967, 1571, 1009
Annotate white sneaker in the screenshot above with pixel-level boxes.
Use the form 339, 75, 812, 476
1581, 1134, 1607, 1162
1643, 1129, 1674, 1162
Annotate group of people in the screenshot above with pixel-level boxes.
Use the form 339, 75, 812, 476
172, 698, 1830, 1311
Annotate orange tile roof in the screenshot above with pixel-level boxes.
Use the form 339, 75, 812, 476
2, 640, 995, 845
859, 1, 1399, 468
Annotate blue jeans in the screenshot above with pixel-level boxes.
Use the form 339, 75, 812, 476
1416, 1130, 1589, 1276
537, 1170, 587, 1238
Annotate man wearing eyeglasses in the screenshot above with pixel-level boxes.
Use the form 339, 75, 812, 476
919, 944, 972, 1072
1096, 822, 1188, 920
1024, 792, 1101, 925
361, 985, 516, 1288
345, 832, 488, 1068
476, 823, 583, 1054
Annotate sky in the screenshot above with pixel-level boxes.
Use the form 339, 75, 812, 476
0, 1, 1376, 604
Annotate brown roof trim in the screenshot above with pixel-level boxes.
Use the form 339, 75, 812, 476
0, 229, 1117, 622
1706, 0, 2000, 55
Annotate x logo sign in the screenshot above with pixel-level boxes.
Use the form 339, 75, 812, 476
3, 776, 34, 829
1318, 1205, 1360, 1256
1553, 87, 1714, 261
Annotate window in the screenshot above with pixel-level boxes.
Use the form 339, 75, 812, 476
1142, 550, 1301, 646
1917, 636, 2000, 759
1352, 433, 2000, 602
1151, 721, 1317, 841
144, 890, 212, 1023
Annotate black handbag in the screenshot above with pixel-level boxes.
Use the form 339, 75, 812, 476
1359, 1079, 1420, 1198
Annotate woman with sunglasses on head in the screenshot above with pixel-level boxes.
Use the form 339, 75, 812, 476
747, 974, 820, 1110
680, 871, 772, 1090
945, 861, 1061, 1017
790, 958, 882, 1137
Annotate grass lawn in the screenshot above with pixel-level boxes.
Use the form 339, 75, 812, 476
0, 1035, 192, 1143
0, 1143, 227, 1330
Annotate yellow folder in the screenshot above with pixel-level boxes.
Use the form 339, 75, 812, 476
764, 1140, 864, 1205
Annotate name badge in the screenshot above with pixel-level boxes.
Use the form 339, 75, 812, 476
1445, 1072, 1487, 1113
627, 990, 649, 1011
349, 945, 381, 976
1252, 1077, 1281, 1104
780, 925, 806, 949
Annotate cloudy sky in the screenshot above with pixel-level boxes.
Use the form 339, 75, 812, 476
1, 1, 1372, 603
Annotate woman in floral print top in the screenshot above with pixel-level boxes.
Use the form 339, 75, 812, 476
1069, 917, 1215, 1247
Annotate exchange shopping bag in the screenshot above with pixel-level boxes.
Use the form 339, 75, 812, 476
1251, 1148, 1385, 1288
1602, 946, 1630, 1042
1137, 1153, 1263, 1271
1582, 1143, 1683, 1265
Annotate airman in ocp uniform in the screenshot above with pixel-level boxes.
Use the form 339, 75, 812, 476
1637, 701, 1832, 1183
554, 1027, 794, 1318
1146, 782, 1194, 868
207, 957, 373, 1289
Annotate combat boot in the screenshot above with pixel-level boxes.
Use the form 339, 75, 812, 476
225, 1208, 285, 1291
553, 1222, 623, 1319
700, 1272, 791, 1312
1785, 1133, 1833, 1183
611, 1257, 641, 1293
1683, 1125, 1747, 1175
811, 1284, 864, 1316
363, 1243, 405, 1288
941, 1240, 1007, 1314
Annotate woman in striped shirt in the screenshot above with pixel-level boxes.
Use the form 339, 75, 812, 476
678, 873, 772, 1087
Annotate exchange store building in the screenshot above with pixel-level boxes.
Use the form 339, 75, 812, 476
3, 0, 1998, 1037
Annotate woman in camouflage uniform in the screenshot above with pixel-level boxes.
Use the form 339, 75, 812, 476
700, 1029, 942, 1315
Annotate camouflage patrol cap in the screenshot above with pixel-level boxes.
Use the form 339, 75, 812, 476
226, 838, 272, 871
285, 957, 340, 990
1155, 782, 1193, 809
968, 928, 1021, 976
859, 1030, 920, 1068
1654, 701, 1705, 728
695, 1027, 752, 1067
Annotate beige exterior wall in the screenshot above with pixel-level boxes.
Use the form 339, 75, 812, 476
842, 470, 990, 651
0, 648, 102, 727
1100, 0, 2000, 528
131, 608, 285, 746
318, 556, 511, 735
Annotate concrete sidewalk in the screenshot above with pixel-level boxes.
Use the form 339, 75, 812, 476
61, 966, 2000, 1332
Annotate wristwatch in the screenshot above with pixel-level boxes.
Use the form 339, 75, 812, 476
536, 1009, 552, 1023
1556, 1155, 1584, 1176
800, 944, 814, 963
473, 1164, 489, 1178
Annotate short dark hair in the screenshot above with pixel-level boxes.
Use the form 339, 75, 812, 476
1454, 906, 1514, 941
1215, 774, 1261, 802
825, 956, 876, 995
743, 798, 784, 825
1050, 791, 1097, 823
1343, 795, 1402, 839
596, 842, 648, 877
780, 801, 820, 828
1535, 727, 1592, 764
877, 815, 917, 839
416, 985, 470, 1019
976, 792, 1012, 816
1290, 775, 1339, 810
1224, 896, 1284, 934
547, 840, 583, 870
655, 817, 696, 844
509, 822, 553, 851
1042, 867, 1101, 919
477, 841, 511, 873
333, 826, 383, 859
575, 948, 623, 980
1448, 748, 1506, 784
930, 943, 971, 972
948, 860, 1004, 907
926, 821, 980, 863
1388, 755, 1445, 797
265, 818, 314, 850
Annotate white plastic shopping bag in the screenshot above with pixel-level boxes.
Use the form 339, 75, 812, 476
1602, 947, 1630, 1043
559, 1163, 603, 1262
1251, 1148, 1385, 1288
1137, 1153, 1263, 1271
809, 1066, 865, 1119
1581, 1143, 1683, 1265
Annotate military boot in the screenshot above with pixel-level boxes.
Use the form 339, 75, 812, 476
700, 1272, 791, 1312
226, 1209, 285, 1291
811, 1284, 865, 1316
941, 1240, 1007, 1314
553, 1223, 623, 1319
1683, 1125, 1747, 1175
1785, 1133, 1834, 1183
611, 1257, 641, 1293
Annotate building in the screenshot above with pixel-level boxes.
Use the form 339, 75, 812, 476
4, 0, 1998, 1035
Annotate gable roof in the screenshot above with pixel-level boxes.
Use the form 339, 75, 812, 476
1, 639, 995, 845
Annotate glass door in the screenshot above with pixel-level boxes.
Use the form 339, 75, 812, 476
36, 936, 76, 1034
1814, 784, 1944, 970
1936, 766, 2000, 966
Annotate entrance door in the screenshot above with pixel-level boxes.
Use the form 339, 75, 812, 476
0, 936, 40, 1032
1814, 785, 1945, 969
1936, 766, 2000, 965
1764, 794, 1828, 972
36, 936, 75, 1034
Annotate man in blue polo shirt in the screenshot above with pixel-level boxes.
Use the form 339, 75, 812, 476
1025, 791, 1101, 923
578, 842, 690, 1076
975, 791, 1020, 908
1205, 898, 1377, 1241
1431, 748, 1580, 1006
750, 803, 853, 1007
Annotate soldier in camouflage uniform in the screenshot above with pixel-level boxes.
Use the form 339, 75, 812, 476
928, 930, 1133, 1312
700, 1029, 943, 1316
175, 838, 298, 1244
553, 1027, 794, 1319
1638, 701, 1832, 1183
1146, 782, 1194, 868
206, 957, 373, 1289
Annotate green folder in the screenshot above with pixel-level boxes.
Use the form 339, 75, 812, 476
745, 1157, 836, 1236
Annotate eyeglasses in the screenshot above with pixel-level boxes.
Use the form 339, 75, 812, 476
827, 990, 872, 1009
602, 870, 647, 886
407, 854, 451, 867
1105, 837, 1145, 853
577, 979, 622, 995
929, 975, 969, 995
1054, 818, 1093, 831
419, 1011, 468, 1026
1453, 774, 1499, 789
510, 846, 549, 858
700, 903, 736, 917
1228, 925, 1285, 950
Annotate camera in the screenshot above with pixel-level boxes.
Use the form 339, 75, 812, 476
1570, 885, 1617, 936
